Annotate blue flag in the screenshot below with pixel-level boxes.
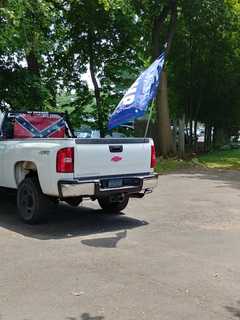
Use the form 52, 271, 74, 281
108, 52, 165, 130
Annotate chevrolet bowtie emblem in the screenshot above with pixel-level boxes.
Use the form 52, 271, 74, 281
111, 156, 123, 162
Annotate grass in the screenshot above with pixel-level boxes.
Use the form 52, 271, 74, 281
197, 149, 240, 170
156, 149, 240, 173
156, 158, 196, 173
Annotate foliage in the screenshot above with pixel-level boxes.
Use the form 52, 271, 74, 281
0, 0, 239, 144
156, 157, 197, 173
168, 0, 240, 133
156, 148, 240, 173
58, 0, 141, 132
0, 0, 60, 110
198, 148, 240, 169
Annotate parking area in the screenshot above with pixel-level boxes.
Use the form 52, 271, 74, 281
0, 169, 240, 320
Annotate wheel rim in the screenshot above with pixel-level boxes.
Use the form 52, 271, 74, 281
19, 185, 35, 220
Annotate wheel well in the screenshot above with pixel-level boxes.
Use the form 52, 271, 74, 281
15, 161, 38, 186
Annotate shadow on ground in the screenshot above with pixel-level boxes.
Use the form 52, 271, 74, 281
167, 168, 240, 191
66, 313, 104, 320
0, 313, 105, 320
0, 191, 148, 241
81, 230, 128, 248
225, 301, 240, 319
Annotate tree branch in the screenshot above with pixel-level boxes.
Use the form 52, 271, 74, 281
165, 0, 177, 58
88, 31, 105, 137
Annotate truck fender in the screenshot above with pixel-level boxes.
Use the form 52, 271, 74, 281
15, 161, 38, 187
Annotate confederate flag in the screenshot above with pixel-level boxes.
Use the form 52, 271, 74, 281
14, 114, 65, 139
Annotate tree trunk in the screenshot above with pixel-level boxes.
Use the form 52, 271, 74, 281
155, 71, 173, 156
151, 0, 177, 156
48, 83, 57, 109
89, 60, 104, 137
189, 120, 193, 148
172, 119, 177, 154
213, 127, 229, 148
0, 0, 8, 8
26, 50, 40, 76
88, 33, 105, 137
25, 49, 42, 110
194, 120, 198, 153
178, 116, 185, 159
204, 124, 212, 152
204, 126, 208, 152
151, 5, 170, 59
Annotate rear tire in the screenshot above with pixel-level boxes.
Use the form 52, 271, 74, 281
17, 176, 51, 224
98, 194, 129, 214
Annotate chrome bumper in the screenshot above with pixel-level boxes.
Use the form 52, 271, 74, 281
59, 174, 158, 199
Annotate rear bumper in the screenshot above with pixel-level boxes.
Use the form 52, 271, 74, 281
58, 174, 158, 199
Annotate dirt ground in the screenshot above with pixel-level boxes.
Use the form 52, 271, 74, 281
0, 169, 240, 320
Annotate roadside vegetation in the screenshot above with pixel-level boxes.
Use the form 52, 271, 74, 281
156, 149, 240, 173
197, 149, 240, 170
156, 158, 197, 173
0, 0, 240, 157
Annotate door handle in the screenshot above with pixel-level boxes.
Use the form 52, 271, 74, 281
109, 145, 123, 153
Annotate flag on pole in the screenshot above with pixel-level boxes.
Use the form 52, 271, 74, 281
108, 52, 165, 130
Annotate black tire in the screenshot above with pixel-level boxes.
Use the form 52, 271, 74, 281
98, 195, 129, 214
17, 176, 51, 224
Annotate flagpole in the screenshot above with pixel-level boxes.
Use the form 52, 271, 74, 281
144, 100, 154, 137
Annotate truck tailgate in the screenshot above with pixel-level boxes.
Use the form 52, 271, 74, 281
74, 138, 151, 178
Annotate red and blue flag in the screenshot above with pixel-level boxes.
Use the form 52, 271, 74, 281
14, 114, 65, 139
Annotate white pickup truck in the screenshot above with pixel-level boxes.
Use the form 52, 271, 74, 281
0, 111, 158, 224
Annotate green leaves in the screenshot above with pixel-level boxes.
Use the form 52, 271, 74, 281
167, 0, 240, 131
0, 0, 239, 137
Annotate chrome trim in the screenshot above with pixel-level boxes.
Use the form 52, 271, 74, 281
75, 138, 150, 145
59, 174, 158, 198
142, 175, 158, 190
61, 182, 95, 197
99, 185, 140, 192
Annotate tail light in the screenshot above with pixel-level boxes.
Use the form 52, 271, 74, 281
56, 147, 74, 173
151, 144, 157, 168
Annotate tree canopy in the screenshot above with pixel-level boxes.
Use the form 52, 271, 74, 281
0, 0, 239, 151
